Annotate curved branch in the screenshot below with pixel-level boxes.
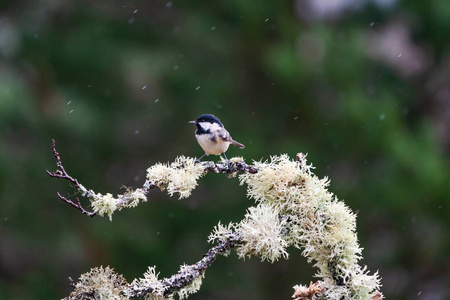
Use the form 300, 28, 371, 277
46, 140, 259, 217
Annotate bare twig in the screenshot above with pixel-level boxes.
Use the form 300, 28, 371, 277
46, 139, 96, 216
57, 192, 96, 217
68, 277, 76, 288
45, 139, 81, 186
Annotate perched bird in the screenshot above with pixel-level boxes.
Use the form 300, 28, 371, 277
189, 114, 245, 162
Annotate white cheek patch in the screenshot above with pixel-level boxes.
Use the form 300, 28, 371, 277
209, 122, 222, 132
199, 122, 212, 131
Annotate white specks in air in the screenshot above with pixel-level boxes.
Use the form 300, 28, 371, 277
265, 18, 269, 22
133, 9, 138, 14
128, 17, 135, 24
166, 1, 172, 8
34, 33, 39, 38
294, 116, 298, 120
417, 291, 422, 296
379, 113, 385, 120
142, 85, 147, 90
134, 129, 140, 135
211, 26, 216, 30
398, 53, 402, 58
370, 22, 375, 27
88, 85, 92, 88
69, 110, 74, 114
196, 86, 200, 90
173, 65, 179, 70
155, 99, 159, 103
67, 101, 71, 105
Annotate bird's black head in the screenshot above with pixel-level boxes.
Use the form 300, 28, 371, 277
194, 114, 223, 126
189, 114, 223, 134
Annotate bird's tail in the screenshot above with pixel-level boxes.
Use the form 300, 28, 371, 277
231, 140, 245, 149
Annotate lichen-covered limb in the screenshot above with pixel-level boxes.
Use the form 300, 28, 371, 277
125, 232, 242, 299
65, 233, 242, 300
46, 140, 257, 220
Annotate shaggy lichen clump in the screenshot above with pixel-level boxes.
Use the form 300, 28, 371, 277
146, 155, 205, 199
209, 154, 380, 298
238, 154, 381, 299
65, 266, 128, 300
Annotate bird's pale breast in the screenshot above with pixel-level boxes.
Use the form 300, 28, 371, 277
196, 133, 230, 155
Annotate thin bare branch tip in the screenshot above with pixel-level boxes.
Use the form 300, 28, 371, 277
56, 192, 96, 217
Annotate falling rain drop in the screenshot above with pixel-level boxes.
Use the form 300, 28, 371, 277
196, 86, 200, 90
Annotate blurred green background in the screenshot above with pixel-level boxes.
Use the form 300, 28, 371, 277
1, 0, 449, 299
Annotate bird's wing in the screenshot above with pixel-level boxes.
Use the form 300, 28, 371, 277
217, 128, 232, 142
218, 128, 245, 148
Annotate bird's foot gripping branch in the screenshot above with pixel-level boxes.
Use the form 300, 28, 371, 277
47, 140, 383, 300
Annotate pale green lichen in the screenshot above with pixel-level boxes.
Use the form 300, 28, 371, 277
122, 188, 148, 208
131, 266, 167, 300
229, 156, 244, 163
128, 264, 204, 300
208, 221, 236, 244
89, 188, 148, 221
91, 193, 117, 221
236, 203, 289, 262
176, 264, 204, 300
146, 156, 204, 199
64, 266, 128, 300
236, 154, 381, 299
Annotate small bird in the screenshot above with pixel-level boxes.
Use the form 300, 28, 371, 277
189, 114, 245, 162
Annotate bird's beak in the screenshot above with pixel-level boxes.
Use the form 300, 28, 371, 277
189, 120, 196, 124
